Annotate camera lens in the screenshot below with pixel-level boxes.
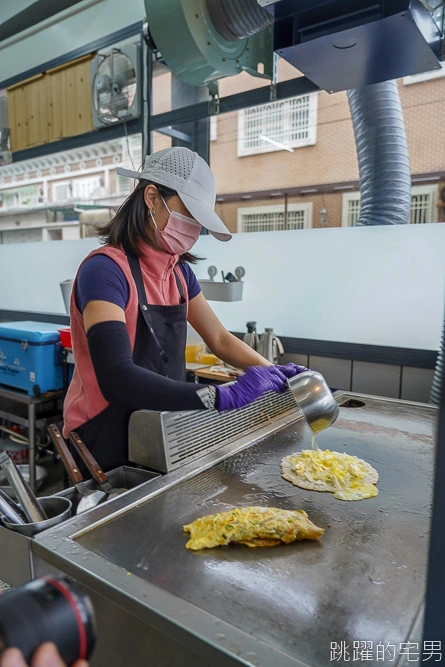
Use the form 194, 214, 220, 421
0, 576, 96, 664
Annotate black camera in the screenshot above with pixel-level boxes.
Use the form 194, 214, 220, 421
0, 576, 96, 665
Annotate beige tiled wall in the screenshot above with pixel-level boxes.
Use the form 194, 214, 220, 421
400, 367, 435, 403
282, 352, 433, 403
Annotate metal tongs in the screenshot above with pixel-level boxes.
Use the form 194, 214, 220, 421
0, 487, 27, 525
0, 451, 48, 523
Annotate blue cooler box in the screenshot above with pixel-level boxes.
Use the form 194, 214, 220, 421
0, 321, 63, 396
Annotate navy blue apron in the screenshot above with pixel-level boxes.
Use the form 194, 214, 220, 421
73, 252, 187, 472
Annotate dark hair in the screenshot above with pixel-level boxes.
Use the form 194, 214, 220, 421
97, 179, 201, 263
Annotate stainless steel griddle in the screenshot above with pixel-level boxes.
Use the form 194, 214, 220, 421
33, 393, 437, 667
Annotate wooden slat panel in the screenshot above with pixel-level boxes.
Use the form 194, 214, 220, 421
7, 54, 94, 151
75, 57, 93, 135
47, 68, 61, 143
7, 72, 45, 92
8, 84, 27, 151
6, 87, 18, 151
46, 54, 94, 75
48, 54, 94, 141
26, 76, 49, 148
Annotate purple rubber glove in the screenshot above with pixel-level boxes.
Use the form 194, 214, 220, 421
275, 363, 308, 378
215, 365, 288, 412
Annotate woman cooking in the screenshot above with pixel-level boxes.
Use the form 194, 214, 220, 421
63, 147, 305, 470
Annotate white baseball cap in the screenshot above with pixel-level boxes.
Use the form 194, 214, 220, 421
117, 147, 231, 241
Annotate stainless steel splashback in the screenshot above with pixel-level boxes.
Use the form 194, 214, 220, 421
128, 388, 297, 472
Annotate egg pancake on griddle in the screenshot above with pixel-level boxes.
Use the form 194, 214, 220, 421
183, 506, 324, 550
281, 449, 379, 501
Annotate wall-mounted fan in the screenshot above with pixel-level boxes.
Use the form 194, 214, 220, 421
0, 93, 11, 165
91, 44, 141, 128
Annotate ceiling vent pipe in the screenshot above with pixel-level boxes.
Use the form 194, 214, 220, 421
430, 324, 443, 405
206, 6, 412, 227
347, 81, 412, 226
206, 0, 273, 42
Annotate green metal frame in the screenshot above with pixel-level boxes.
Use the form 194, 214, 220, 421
144, 0, 273, 86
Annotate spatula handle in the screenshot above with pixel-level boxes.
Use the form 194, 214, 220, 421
69, 431, 108, 486
48, 424, 84, 485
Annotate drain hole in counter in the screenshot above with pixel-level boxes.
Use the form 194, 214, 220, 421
340, 399, 366, 408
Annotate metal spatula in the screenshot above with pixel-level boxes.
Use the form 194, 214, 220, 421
48, 425, 107, 514
69, 432, 127, 500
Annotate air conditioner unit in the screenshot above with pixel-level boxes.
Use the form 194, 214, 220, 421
91, 44, 141, 128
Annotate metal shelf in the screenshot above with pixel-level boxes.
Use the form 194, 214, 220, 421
0, 386, 63, 491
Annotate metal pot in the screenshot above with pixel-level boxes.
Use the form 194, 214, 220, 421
1, 496, 72, 537
258, 328, 284, 364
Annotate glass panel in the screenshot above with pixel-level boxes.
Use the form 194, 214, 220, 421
152, 68, 172, 116
0, 134, 143, 243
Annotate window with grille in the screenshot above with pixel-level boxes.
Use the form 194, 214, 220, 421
410, 188, 435, 224
18, 186, 39, 207
0, 187, 40, 209
1, 228, 43, 244
238, 94, 318, 156
238, 204, 312, 233
72, 176, 102, 200
347, 198, 361, 227
0, 191, 18, 209
53, 181, 71, 203
342, 186, 438, 226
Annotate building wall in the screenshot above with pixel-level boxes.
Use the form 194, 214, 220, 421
400, 76, 445, 174
217, 193, 344, 234
146, 57, 445, 233
210, 75, 445, 195
210, 89, 359, 193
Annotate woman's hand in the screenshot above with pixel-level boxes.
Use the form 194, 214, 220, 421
215, 365, 288, 412
0, 643, 88, 667
187, 293, 272, 369
275, 363, 308, 379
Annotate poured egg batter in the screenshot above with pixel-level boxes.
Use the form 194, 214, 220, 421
281, 448, 379, 501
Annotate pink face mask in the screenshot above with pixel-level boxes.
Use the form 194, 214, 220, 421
149, 196, 201, 255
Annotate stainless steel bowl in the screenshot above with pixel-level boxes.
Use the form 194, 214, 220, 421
288, 370, 339, 434
1, 496, 72, 537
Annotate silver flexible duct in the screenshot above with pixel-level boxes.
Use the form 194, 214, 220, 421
430, 324, 443, 405
206, 0, 273, 41
347, 81, 412, 225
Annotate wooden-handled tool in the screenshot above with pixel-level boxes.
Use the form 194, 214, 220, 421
69, 431, 127, 499
48, 424, 107, 514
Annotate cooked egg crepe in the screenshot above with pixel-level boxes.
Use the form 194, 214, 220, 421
281, 449, 379, 501
183, 506, 324, 550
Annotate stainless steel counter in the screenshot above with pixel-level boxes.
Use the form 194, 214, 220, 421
33, 393, 437, 667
